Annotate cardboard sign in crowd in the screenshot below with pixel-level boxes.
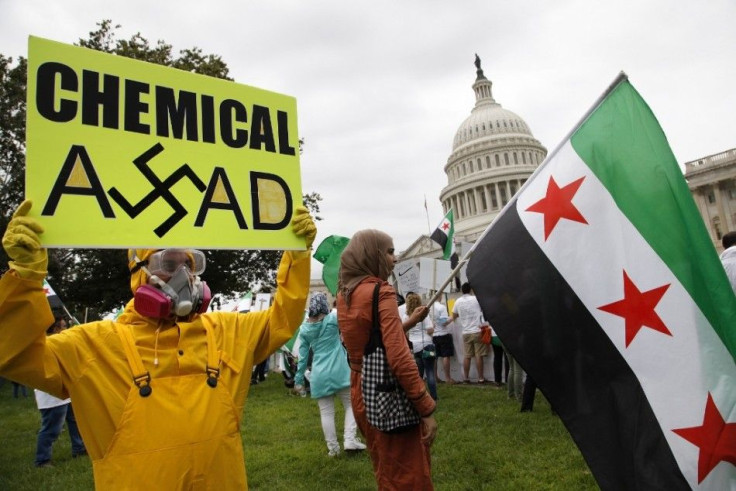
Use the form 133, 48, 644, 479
26, 36, 304, 250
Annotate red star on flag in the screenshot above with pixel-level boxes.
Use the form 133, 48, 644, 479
525, 176, 588, 240
598, 271, 671, 347
441, 221, 450, 231
672, 393, 736, 483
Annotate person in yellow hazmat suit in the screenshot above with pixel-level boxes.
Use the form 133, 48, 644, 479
0, 200, 317, 490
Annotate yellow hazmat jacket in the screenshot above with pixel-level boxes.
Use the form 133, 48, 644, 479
0, 250, 310, 490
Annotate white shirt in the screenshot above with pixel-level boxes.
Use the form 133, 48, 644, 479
452, 294, 483, 334
403, 315, 433, 353
397, 302, 407, 320
429, 302, 451, 336
720, 246, 736, 295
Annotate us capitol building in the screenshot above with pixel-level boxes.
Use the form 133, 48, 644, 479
400, 55, 546, 266
307, 57, 735, 295
397, 55, 736, 282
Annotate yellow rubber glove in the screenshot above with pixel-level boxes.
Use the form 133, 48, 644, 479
291, 205, 317, 249
2, 200, 48, 281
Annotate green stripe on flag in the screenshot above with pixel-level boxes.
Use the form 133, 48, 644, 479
571, 80, 736, 360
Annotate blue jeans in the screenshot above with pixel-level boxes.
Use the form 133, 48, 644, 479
414, 352, 438, 401
35, 403, 86, 465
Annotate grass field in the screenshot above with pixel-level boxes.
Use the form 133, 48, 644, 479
0, 376, 597, 490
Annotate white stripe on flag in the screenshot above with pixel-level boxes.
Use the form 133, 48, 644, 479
516, 140, 736, 488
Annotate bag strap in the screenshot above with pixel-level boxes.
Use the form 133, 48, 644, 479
364, 282, 383, 354
371, 282, 381, 333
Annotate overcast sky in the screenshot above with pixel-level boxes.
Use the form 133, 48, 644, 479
2, 0, 735, 279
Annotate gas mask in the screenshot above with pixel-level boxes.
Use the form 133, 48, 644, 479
133, 249, 212, 319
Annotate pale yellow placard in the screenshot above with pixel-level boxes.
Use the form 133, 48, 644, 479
26, 36, 303, 250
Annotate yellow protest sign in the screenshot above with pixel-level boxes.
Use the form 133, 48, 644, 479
26, 36, 304, 250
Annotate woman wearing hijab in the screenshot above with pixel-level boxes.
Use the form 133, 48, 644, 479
294, 292, 366, 457
337, 229, 438, 490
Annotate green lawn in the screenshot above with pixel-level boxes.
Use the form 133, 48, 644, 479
0, 376, 597, 490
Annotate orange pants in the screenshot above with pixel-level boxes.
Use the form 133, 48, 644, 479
352, 383, 433, 490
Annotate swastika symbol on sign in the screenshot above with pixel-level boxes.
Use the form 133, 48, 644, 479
107, 143, 206, 237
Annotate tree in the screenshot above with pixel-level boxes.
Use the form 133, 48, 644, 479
0, 21, 320, 321
0, 55, 26, 266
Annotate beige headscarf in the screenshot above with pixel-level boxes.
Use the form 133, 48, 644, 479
338, 229, 394, 306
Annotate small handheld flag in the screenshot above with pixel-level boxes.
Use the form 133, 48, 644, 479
313, 235, 350, 295
429, 209, 454, 260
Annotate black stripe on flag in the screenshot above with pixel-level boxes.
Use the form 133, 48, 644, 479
430, 228, 448, 252
467, 204, 689, 490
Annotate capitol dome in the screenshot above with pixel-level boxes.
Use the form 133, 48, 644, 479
453, 104, 535, 150
439, 55, 547, 242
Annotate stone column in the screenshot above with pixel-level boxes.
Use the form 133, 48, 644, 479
494, 182, 502, 209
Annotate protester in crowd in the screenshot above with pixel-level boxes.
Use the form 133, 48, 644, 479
452, 282, 488, 383
12, 381, 27, 398
397, 291, 428, 332
294, 292, 366, 457
720, 231, 736, 295
397, 292, 408, 319
337, 229, 437, 490
0, 200, 316, 489
491, 334, 509, 388
520, 375, 538, 413
506, 350, 525, 403
34, 317, 87, 467
251, 359, 268, 385
430, 300, 457, 384
403, 293, 438, 400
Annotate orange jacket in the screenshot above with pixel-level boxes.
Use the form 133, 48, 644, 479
338, 277, 435, 418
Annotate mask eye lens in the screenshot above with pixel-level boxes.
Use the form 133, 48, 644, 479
148, 249, 205, 276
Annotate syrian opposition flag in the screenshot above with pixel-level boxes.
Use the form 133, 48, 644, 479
430, 209, 454, 260
42, 279, 64, 310
466, 73, 736, 490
